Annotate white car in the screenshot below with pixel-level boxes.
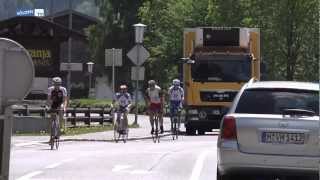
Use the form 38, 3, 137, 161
217, 80, 319, 180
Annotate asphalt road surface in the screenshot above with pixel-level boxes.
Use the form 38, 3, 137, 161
11, 135, 218, 180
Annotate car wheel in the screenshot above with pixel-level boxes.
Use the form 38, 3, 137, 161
216, 168, 230, 180
186, 125, 196, 135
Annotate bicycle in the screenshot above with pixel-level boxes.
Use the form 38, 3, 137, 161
151, 112, 161, 143
113, 107, 129, 143
46, 108, 61, 150
171, 107, 181, 140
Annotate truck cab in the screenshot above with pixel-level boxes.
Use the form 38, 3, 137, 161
183, 27, 260, 135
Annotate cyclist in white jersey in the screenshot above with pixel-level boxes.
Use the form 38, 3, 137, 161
168, 79, 184, 127
112, 85, 132, 133
145, 80, 164, 134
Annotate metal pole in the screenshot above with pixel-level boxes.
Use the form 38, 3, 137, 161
112, 48, 115, 94
88, 73, 92, 97
66, 0, 73, 132
67, 0, 73, 98
134, 44, 140, 125
1, 106, 13, 180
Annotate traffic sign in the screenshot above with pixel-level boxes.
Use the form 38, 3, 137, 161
0, 38, 34, 107
131, 66, 145, 80
105, 48, 122, 67
60, 63, 83, 71
127, 45, 149, 66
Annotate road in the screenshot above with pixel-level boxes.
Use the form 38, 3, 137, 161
11, 135, 218, 180
10, 114, 219, 180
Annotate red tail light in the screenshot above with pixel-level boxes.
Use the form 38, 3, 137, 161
221, 116, 237, 140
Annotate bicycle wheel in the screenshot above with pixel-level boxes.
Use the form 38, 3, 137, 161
50, 114, 56, 150
55, 117, 60, 149
175, 114, 180, 140
172, 116, 176, 140
113, 120, 120, 143
155, 115, 160, 143
122, 128, 128, 143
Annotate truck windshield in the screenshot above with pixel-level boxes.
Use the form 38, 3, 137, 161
191, 58, 251, 82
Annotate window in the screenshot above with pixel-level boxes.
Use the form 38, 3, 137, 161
235, 88, 319, 115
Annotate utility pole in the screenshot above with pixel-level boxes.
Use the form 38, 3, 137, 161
67, 0, 73, 98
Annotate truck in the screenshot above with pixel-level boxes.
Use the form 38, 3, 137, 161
182, 27, 261, 135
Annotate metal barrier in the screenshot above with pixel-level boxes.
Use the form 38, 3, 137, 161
12, 105, 113, 127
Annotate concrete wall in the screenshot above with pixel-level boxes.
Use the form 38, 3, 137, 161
13, 116, 49, 133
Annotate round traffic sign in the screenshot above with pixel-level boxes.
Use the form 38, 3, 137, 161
0, 38, 34, 106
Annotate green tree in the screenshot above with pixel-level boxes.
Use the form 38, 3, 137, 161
87, 0, 143, 88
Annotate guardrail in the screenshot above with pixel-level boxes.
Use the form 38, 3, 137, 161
12, 105, 114, 127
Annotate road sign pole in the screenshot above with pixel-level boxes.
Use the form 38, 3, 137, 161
112, 48, 115, 94
134, 45, 140, 125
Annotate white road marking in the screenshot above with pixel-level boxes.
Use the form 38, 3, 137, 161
130, 169, 150, 174
14, 141, 43, 147
45, 162, 63, 169
112, 165, 132, 172
189, 150, 210, 180
16, 171, 43, 180
62, 158, 75, 163
45, 158, 75, 169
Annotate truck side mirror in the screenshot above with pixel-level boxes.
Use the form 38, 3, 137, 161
181, 58, 195, 64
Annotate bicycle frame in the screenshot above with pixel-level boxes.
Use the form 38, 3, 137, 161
113, 109, 129, 143
171, 107, 181, 140
49, 109, 61, 150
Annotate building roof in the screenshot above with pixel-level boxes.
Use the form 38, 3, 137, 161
45, 9, 99, 34
0, 16, 86, 40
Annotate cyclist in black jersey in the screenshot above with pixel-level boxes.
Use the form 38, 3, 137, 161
47, 77, 68, 136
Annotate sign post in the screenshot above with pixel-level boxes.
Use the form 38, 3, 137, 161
105, 48, 122, 94
0, 38, 34, 180
127, 23, 148, 125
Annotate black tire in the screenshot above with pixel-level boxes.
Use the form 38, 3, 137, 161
113, 124, 120, 143
55, 138, 59, 149
198, 129, 205, 135
186, 125, 196, 135
50, 136, 54, 150
217, 168, 230, 180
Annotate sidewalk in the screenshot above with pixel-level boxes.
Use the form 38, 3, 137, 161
12, 114, 175, 145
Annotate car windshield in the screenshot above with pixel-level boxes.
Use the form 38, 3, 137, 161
235, 88, 319, 115
191, 58, 251, 82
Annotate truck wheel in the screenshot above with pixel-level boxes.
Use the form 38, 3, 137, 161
198, 129, 205, 135
186, 126, 196, 135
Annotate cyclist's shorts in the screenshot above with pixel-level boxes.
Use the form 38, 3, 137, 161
149, 103, 162, 113
170, 101, 181, 115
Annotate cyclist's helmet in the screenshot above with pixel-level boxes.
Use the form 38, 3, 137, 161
52, 77, 62, 86
120, 85, 127, 90
172, 79, 180, 86
148, 80, 156, 86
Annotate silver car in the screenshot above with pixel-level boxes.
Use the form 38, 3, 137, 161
217, 80, 319, 180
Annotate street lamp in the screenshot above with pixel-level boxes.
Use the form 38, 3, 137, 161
87, 61, 94, 98
133, 23, 146, 125
133, 23, 147, 44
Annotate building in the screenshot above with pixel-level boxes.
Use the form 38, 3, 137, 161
0, 10, 99, 99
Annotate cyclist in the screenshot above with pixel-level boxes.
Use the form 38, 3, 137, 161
145, 80, 164, 134
47, 77, 68, 138
168, 79, 184, 131
112, 85, 132, 134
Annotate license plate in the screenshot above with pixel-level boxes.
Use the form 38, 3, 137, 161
262, 132, 305, 144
